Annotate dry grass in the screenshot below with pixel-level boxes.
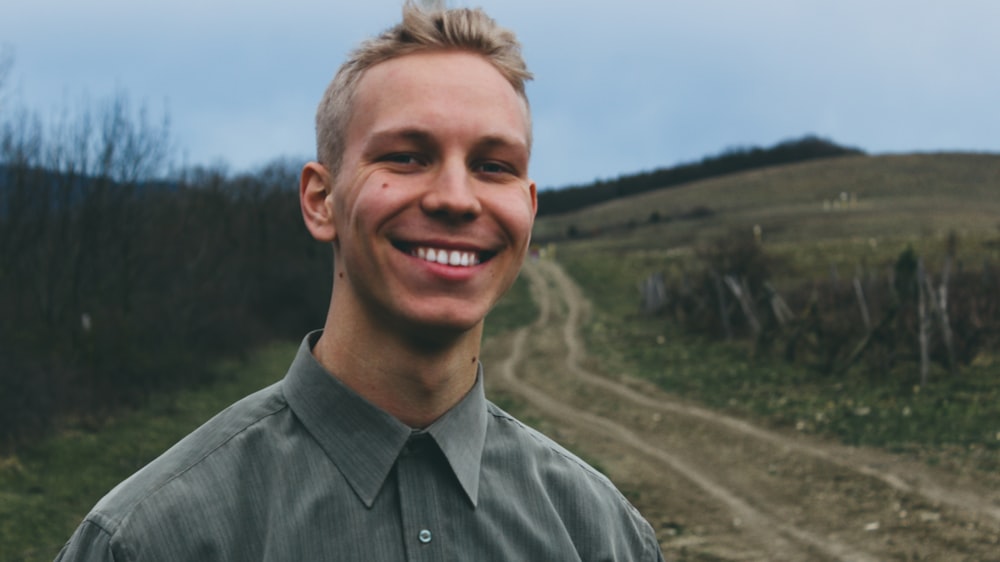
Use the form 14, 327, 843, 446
534, 153, 1000, 264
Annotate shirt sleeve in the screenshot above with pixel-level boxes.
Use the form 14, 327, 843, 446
648, 533, 667, 562
638, 513, 665, 561
54, 520, 120, 562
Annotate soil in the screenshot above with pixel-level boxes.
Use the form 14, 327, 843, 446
481, 259, 1000, 561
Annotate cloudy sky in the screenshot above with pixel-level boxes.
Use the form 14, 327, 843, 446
3, 0, 998, 189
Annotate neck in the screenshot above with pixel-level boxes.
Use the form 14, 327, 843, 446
312, 303, 482, 429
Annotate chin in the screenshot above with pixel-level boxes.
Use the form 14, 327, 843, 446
399, 295, 491, 329
398, 309, 486, 344
403, 322, 482, 350
422, 314, 484, 335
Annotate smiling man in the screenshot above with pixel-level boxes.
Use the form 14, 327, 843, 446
298, 47, 537, 429
57, 3, 662, 561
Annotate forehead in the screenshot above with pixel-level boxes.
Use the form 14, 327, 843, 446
346, 51, 530, 150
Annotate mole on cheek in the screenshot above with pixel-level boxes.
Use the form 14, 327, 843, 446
471, 356, 477, 364
382, 183, 389, 189
339, 272, 345, 279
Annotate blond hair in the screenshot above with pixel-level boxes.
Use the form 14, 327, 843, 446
314, 1, 533, 176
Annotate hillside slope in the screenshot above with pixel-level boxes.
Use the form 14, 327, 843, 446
533, 153, 1000, 254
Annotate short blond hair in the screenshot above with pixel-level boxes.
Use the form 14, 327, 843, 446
314, 1, 533, 177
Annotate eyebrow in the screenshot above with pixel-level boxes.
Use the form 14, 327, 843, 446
365, 127, 528, 153
366, 128, 435, 148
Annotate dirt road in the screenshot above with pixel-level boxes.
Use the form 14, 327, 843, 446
481, 259, 1000, 561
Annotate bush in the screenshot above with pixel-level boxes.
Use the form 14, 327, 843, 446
0, 87, 330, 451
647, 232, 999, 383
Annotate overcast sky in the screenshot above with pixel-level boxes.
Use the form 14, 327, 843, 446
3, 0, 998, 189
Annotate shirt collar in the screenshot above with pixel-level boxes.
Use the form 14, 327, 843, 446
283, 331, 488, 508
422, 360, 488, 507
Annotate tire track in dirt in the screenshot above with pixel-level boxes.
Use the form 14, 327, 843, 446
495, 261, 880, 561
538, 259, 1000, 526
488, 258, 1000, 561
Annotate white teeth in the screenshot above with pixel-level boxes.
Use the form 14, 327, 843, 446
410, 246, 481, 267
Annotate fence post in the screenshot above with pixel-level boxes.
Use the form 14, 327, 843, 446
724, 274, 761, 335
935, 257, 956, 373
917, 258, 931, 386
853, 275, 872, 333
711, 270, 733, 341
765, 281, 793, 326
639, 272, 667, 316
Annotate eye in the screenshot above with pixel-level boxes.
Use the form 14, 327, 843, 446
474, 161, 516, 176
380, 153, 426, 167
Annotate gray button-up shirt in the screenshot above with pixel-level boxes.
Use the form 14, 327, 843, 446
57, 332, 663, 561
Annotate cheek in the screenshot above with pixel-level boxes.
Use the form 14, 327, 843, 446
353, 182, 404, 212
346, 182, 416, 238
494, 192, 536, 243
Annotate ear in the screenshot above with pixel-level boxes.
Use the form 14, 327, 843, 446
527, 179, 538, 218
300, 161, 337, 242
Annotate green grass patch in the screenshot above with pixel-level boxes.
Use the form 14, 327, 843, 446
0, 342, 297, 562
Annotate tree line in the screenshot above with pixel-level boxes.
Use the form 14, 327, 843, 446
538, 136, 864, 217
0, 85, 331, 451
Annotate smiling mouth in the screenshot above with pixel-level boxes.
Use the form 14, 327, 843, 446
394, 243, 495, 267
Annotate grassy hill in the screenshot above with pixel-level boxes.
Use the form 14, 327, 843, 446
531, 152, 1000, 473
534, 153, 1000, 269
535, 135, 864, 215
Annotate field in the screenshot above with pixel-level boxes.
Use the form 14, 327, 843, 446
535, 153, 999, 244
530, 153, 1000, 445
536, 154, 1000, 299
536, 154, 1000, 424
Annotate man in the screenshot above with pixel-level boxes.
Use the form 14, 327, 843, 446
57, 3, 663, 560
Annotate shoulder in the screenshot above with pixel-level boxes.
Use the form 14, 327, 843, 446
485, 400, 609, 484
484, 401, 662, 560
88, 382, 291, 535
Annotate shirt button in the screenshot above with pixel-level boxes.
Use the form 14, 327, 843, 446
418, 529, 432, 544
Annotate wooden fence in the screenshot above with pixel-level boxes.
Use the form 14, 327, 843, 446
640, 247, 998, 382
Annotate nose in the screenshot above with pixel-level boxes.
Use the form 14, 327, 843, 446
420, 161, 482, 221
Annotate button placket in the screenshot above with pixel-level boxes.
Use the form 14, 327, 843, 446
396, 435, 444, 560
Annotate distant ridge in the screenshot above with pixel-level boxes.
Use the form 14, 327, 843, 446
537, 135, 864, 217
